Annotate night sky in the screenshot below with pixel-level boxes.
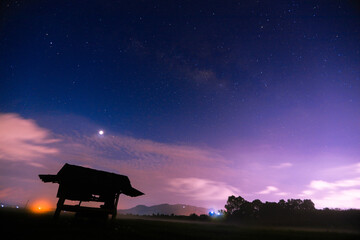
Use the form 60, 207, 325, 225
0, 1, 360, 210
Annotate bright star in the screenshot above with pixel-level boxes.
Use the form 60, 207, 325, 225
98, 130, 104, 135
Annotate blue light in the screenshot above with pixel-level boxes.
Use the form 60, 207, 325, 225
209, 209, 223, 217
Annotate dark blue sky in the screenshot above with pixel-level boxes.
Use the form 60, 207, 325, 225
1, 1, 360, 209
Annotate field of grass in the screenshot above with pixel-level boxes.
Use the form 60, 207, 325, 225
1, 209, 359, 240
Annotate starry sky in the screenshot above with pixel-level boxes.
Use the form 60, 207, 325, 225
0, 0, 360, 210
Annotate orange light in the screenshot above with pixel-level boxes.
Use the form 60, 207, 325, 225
30, 199, 52, 214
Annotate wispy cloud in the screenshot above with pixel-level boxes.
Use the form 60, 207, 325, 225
58, 133, 228, 171
0, 187, 14, 198
299, 163, 360, 209
309, 178, 360, 190
312, 189, 360, 209
167, 177, 240, 201
272, 162, 293, 169
256, 186, 288, 197
0, 113, 59, 167
258, 186, 278, 194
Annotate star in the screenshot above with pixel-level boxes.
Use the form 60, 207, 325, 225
98, 130, 104, 135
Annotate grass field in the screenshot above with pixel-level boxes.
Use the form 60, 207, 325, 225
1, 209, 359, 240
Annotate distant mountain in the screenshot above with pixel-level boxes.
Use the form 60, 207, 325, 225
118, 204, 208, 216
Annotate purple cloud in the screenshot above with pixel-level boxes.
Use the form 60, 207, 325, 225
272, 162, 293, 169
0, 113, 59, 167
167, 177, 240, 208
299, 163, 360, 209
257, 186, 279, 194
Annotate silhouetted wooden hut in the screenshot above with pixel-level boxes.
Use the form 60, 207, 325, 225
39, 163, 144, 219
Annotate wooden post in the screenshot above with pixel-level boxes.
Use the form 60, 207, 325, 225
112, 193, 120, 220
54, 197, 65, 220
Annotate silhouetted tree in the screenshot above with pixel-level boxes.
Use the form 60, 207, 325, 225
286, 199, 303, 211
224, 195, 360, 229
278, 199, 286, 208
252, 199, 263, 211
301, 199, 315, 211
233, 201, 254, 218
225, 195, 246, 215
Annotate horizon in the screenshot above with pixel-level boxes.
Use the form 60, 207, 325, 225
1, 1, 360, 211
1, 198, 359, 213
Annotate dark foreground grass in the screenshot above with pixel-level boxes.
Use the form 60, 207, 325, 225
1, 209, 359, 240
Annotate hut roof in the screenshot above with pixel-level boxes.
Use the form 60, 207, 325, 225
39, 163, 144, 197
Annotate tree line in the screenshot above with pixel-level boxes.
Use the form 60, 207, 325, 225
224, 195, 360, 229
